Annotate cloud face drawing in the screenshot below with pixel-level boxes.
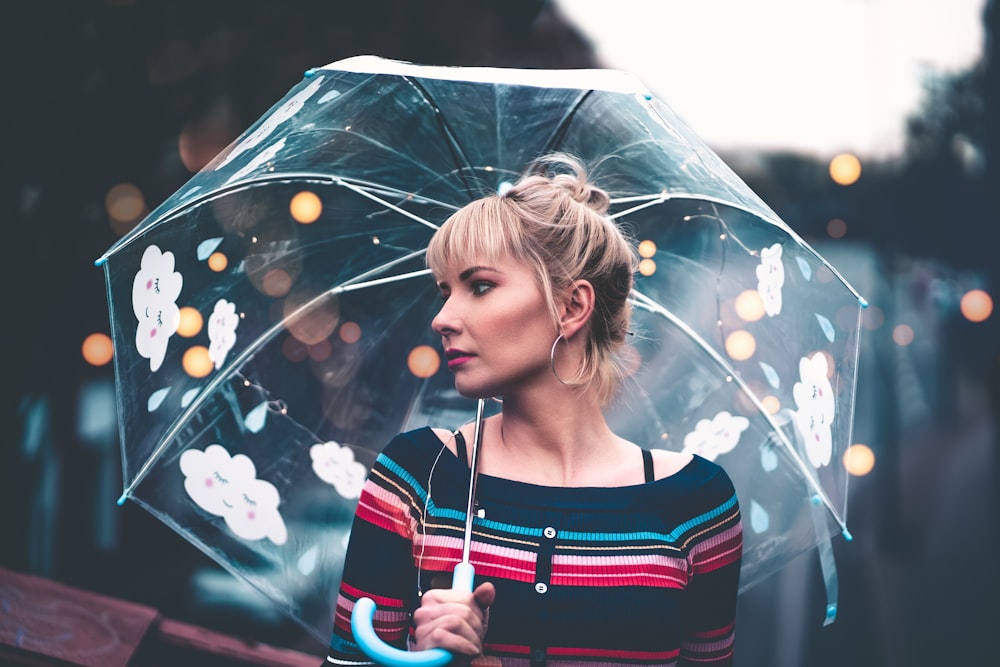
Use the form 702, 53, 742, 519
207, 299, 239, 370
179, 444, 287, 544
792, 352, 836, 468
132, 245, 183, 371
682, 411, 751, 461
310, 441, 366, 499
756, 243, 785, 317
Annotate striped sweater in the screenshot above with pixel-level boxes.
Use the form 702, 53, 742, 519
326, 427, 742, 666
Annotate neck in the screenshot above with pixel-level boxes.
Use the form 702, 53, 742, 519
483, 384, 626, 486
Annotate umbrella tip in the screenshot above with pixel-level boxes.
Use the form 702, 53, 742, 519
826, 603, 838, 622
304, 67, 318, 77
95, 257, 107, 267
116, 493, 128, 506
842, 528, 854, 542
858, 296, 869, 309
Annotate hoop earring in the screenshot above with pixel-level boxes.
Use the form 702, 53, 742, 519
550, 334, 570, 385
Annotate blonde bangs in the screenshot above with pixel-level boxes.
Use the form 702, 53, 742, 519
427, 197, 529, 277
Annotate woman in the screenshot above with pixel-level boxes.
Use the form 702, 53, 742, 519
325, 155, 743, 666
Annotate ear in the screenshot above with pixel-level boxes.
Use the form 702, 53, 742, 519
559, 279, 595, 340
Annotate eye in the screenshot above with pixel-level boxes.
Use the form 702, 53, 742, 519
213, 471, 229, 484
471, 280, 494, 296
242, 493, 257, 507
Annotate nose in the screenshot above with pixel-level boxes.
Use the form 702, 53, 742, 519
431, 297, 460, 337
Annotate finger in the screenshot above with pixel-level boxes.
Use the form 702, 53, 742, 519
412, 615, 482, 655
472, 582, 496, 611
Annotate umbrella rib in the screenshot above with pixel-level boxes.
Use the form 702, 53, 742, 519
629, 289, 848, 532
539, 90, 594, 155
333, 178, 441, 231
118, 255, 432, 504
401, 77, 478, 195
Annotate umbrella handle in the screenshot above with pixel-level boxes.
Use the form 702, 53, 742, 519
351, 562, 476, 667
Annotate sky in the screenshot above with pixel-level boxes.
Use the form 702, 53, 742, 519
554, 0, 987, 159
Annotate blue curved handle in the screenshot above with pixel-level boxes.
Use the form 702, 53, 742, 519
351, 597, 451, 667
351, 562, 476, 666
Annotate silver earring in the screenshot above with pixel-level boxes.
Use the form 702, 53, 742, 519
550, 334, 569, 385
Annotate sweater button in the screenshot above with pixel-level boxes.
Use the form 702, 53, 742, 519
534, 582, 548, 594
543, 526, 556, 539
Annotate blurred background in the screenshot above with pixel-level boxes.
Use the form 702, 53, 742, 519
3, 0, 997, 665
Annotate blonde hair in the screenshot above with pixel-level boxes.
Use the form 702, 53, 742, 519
426, 154, 637, 405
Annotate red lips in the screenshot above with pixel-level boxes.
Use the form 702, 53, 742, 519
445, 348, 475, 368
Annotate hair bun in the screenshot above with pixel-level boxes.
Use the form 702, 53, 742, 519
543, 155, 611, 215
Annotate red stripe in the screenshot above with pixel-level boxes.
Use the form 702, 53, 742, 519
340, 582, 406, 608
548, 646, 681, 660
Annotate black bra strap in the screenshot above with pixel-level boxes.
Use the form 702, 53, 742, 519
454, 430, 468, 467
642, 449, 654, 483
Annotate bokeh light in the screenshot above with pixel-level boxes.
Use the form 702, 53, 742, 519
407, 345, 441, 378
339, 321, 362, 344
826, 218, 847, 239
637, 240, 656, 258
208, 252, 228, 272
724, 330, 756, 361
182, 346, 213, 378
262, 269, 293, 298
284, 292, 340, 345
892, 324, 914, 346
82, 333, 114, 366
638, 259, 656, 276
290, 191, 322, 224
106, 183, 146, 224
761, 395, 781, 414
176, 306, 203, 337
844, 443, 875, 476
734, 290, 766, 322
959, 289, 993, 323
178, 105, 241, 172
307, 338, 332, 361
829, 153, 862, 186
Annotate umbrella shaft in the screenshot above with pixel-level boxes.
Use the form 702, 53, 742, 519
461, 399, 486, 564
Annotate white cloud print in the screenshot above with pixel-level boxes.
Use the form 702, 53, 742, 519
755, 243, 785, 317
215, 75, 323, 170
179, 444, 288, 545
310, 441, 367, 499
682, 410, 750, 462
792, 352, 836, 468
208, 299, 239, 370
132, 245, 183, 372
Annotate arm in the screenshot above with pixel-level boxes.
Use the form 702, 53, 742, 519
679, 474, 743, 666
325, 453, 421, 664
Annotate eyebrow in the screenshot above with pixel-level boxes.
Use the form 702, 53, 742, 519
459, 265, 498, 281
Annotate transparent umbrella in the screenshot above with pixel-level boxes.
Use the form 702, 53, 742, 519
96, 55, 866, 647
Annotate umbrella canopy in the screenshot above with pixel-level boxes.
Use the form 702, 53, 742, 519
97, 55, 865, 643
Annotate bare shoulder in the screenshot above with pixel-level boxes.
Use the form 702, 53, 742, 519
650, 448, 695, 480
431, 427, 458, 454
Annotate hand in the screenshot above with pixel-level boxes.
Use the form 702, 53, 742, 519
412, 582, 496, 657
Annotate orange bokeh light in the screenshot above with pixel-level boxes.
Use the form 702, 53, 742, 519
844, 443, 875, 476
262, 269, 293, 297
182, 345, 213, 378
827, 218, 847, 239
290, 191, 323, 224
829, 153, 862, 186
734, 290, 765, 322
637, 240, 657, 258
725, 330, 756, 361
105, 183, 146, 224
82, 333, 114, 366
761, 395, 781, 414
960, 289, 993, 323
207, 252, 228, 272
176, 306, 203, 337
638, 259, 656, 276
407, 345, 441, 378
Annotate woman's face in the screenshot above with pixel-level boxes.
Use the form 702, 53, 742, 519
432, 254, 558, 399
